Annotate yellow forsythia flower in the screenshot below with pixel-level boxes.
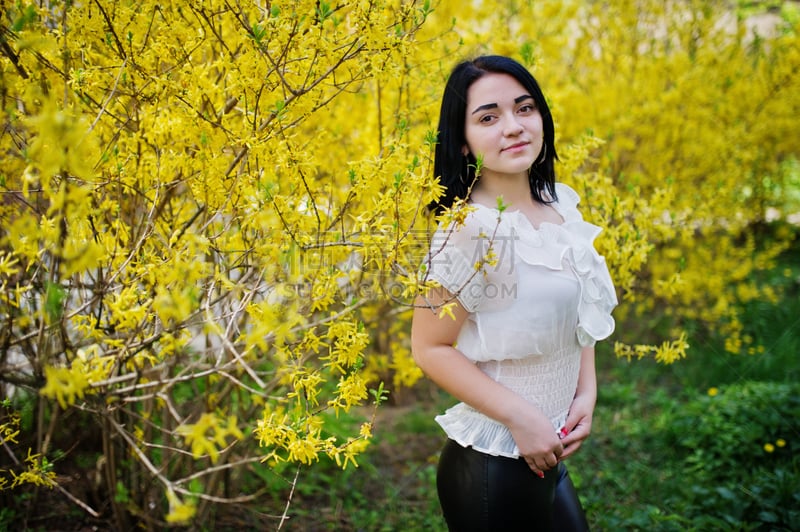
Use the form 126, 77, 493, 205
176, 413, 243, 464
438, 302, 457, 322
764, 443, 775, 453
40, 365, 90, 409
165, 488, 196, 524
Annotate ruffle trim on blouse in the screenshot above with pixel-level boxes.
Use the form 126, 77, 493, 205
436, 403, 568, 459
555, 184, 618, 345
470, 183, 618, 346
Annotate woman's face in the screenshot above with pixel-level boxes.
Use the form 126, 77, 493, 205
463, 72, 543, 180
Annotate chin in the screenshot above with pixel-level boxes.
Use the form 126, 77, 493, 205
507, 161, 537, 174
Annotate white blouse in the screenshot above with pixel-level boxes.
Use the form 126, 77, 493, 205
424, 183, 618, 458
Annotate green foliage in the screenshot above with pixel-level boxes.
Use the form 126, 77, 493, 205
675, 382, 796, 473
569, 379, 799, 530
114, 481, 130, 504
0, 506, 18, 530
662, 382, 800, 530
43, 281, 66, 322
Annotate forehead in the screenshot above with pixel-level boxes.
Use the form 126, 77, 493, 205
466, 73, 529, 105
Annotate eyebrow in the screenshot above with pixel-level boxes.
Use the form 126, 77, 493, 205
471, 94, 534, 115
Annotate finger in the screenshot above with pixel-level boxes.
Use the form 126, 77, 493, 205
561, 421, 584, 439
560, 440, 582, 460
524, 457, 546, 478
553, 443, 565, 461
560, 433, 577, 446
560, 426, 588, 446
538, 450, 561, 470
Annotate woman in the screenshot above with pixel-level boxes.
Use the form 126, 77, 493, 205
411, 55, 617, 531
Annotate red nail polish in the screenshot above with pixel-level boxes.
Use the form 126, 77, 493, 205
560, 427, 569, 436
537, 471, 544, 478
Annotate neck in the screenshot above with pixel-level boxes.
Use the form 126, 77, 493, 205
471, 171, 533, 208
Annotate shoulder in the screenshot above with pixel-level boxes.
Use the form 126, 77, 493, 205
436, 204, 497, 243
555, 182, 580, 208
553, 183, 583, 222
426, 207, 495, 313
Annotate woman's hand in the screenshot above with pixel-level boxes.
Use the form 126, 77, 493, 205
508, 407, 564, 478
558, 393, 595, 460
558, 345, 597, 460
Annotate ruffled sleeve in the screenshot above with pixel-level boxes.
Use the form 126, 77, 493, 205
553, 183, 618, 346
423, 212, 489, 313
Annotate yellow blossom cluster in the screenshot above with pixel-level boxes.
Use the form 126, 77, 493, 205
0, 406, 50, 491
165, 487, 197, 524
38, 346, 114, 408
614, 332, 690, 365
255, 409, 372, 468
176, 413, 244, 464
0, 446, 56, 491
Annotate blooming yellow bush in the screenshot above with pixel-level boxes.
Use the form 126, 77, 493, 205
0, 0, 437, 525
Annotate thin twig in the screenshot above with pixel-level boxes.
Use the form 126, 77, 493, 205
53, 481, 101, 518
276, 465, 301, 531
88, 58, 128, 133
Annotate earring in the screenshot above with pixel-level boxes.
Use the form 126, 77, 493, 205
460, 153, 470, 184
537, 143, 547, 164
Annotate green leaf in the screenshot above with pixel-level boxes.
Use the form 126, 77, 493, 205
11, 5, 37, 32
317, 0, 333, 22
45, 282, 66, 322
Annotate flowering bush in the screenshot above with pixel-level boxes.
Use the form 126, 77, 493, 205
0, 0, 437, 526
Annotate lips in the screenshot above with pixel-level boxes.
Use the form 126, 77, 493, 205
502, 141, 529, 152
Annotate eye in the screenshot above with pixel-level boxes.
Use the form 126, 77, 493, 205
478, 114, 496, 124
518, 103, 536, 113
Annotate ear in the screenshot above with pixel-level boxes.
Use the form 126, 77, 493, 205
461, 145, 469, 156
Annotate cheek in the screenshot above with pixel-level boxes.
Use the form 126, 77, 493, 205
463, 127, 480, 152
529, 115, 544, 134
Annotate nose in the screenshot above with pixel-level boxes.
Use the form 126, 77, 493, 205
503, 115, 524, 136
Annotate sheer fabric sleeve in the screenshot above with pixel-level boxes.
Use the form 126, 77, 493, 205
423, 214, 488, 313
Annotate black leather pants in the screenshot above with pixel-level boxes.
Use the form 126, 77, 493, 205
436, 439, 590, 532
